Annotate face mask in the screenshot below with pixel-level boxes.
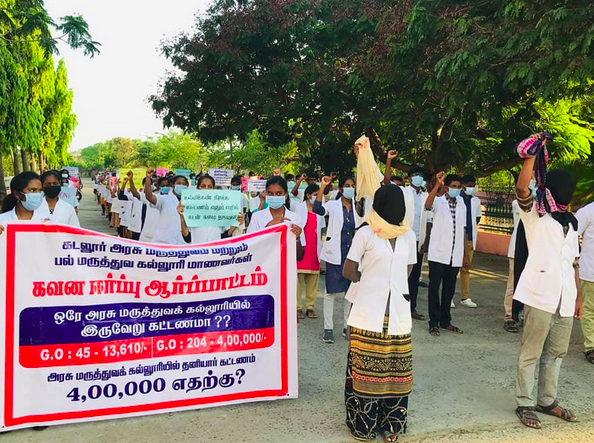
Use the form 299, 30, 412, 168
231, 185, 241, 191
175, 185, 188, 195
465, 187, 475, 196
44, 185, 61, 199
287, 181, 295, 189
411, 175, 425, 188
21, 192, 44, 211
310, 196, 317, 205
266, 195, 286, 210
160, 187, 171, 195
532, 188, 537, 198
342, 187, 355, 199
529, 179, 536, 190
447, 188, 461, 199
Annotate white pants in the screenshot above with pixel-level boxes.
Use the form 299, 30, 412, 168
323, 292, 351, 330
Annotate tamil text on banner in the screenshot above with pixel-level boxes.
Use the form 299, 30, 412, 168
208, 169, 234, 188
181, 190, 242, 228
0, 223, 297, 431
247, 180, 267, 193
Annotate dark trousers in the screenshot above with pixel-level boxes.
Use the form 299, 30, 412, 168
428, 260, 460, 329
130, 232, 140, 241
407, 243, 424, 312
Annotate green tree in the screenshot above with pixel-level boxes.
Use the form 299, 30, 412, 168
152, 0, 594, 176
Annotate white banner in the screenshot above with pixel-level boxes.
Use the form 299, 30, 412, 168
0, 223, 297, 431
247, 180, 267, 193
208, 169, 235, 187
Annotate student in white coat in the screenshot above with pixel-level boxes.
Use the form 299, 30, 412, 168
424, 172, 466, 337
37, 170, 80, 227
403, 166, 430, 321
179, 174, 244, 244
342, 185, 417, 443
504, 198, 521, 332
576, 201, 594, 364
459, 174, 482, 308
514, 146, 582, 429
143, 169, 189, 245
0, 172, 46, 232
314, 176, 357, 343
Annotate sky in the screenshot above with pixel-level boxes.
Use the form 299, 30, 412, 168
45, 0, 213, 152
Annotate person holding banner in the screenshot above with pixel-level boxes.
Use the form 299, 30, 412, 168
0, 172, 46, 229
342, 185, 416, 443
178, 174, 245, 243
143, 169, 189, 245
314, 175, 357, 344
36, 170, 80, 227
295, 184, 326, 320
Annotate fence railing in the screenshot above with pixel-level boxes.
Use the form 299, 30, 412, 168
478, 186, 516, 234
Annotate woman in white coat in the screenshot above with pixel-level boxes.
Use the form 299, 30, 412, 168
36, 170, 80, 227
314, 175, 356, 343
342, 185, 417, 443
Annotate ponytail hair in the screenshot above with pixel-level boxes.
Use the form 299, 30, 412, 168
1, 171, 41, 213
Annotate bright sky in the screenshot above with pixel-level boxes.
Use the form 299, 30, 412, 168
45, 0, 212, 152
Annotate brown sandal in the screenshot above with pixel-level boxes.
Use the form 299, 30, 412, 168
297, 310, 305, 320
536, 401, 577, 422
429, 327, 441, 337
516, 407, 542, 429
306, 309, 318, 319
585, 350, 594, 364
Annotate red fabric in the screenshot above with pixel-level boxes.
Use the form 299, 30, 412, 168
297, 212, 320, 272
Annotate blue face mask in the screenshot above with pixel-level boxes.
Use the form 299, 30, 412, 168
231, 185, 241, 191
448, 188, 461, 199
465, 187, 476, 196
266, 195, 286, 210
310, 196, 317, 205
532, 188, 537, 198
21, 192, 44, 211
529, 179, 536, 190
160, 187, 171, 195
411, 175, 425, 188
174, 185, 188, 195
341, 187, 355, 199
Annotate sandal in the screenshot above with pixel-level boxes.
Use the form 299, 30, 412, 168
585, 350, 594, 364
382, 431, 399, 443
306, 309, 318, 319
536, 401, 577, 422
504, 319, 519, 333
429, 327, 440, 337
516, 407, 542, 429
441, 324, 463, 334
297, 310, 305, 320
411, 310, 426, 321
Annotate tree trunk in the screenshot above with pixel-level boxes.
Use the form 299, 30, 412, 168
20, 148, 30, 172
11, 147, 21, 176
0, 154, 7, 202
30, 153, 38, 172
39, 151, 46, 172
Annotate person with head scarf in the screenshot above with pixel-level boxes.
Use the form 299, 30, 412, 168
513, 133, 582, 430
342, 185, 417, 443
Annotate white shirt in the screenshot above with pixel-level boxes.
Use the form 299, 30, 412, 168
128, 195, 143, 234
513, 201, 579, 317
36, 199, 80, 227
507, 200, 520, 258
151, 193, 185, 245
464, 195, 482, 250
247, 207, 305, 244
189, 226, 225, 244
139, 192, 160, 242
317, 198, 354, 265
345, 226, 417, 335
404, 186, 429, 248
427, 195, 467, 267
577, 202, 594, 282
0, 208, 45, 224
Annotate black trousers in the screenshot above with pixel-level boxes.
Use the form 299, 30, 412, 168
428, 261, 460, 329
130, 232, 140, 241
407, 243, 424, 312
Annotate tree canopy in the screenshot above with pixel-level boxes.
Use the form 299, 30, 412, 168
0, 0, 98, 199
152, 0, 594, 175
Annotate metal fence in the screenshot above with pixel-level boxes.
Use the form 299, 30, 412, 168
479, 186, 516, 234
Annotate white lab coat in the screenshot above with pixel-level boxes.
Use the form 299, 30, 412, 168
403, 186, 429, 251
577, 202, 594, 282
465, 195, 482, 250
427, 195, 467, 267
513, 202, 579, 317
507, 200, 520, 258
345, 226, 417, 335
316, 198, 354, 265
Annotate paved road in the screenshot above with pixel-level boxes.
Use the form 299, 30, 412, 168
5, 180, 593, 442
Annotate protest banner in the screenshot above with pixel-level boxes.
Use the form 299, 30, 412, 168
175, 169, 192, 180
247, 180, 267, 193
156, 168, 170, 177
0, 223, 297, 431
59, 186, 78, 207
61, 166, 80, 178
181, 190, 242, 228
208, 169, 234, 187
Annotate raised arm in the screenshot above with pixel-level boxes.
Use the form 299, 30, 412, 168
425, 171, 445, 210
144, 168, 158, 205
517, 156, 537, 200
383, 150, 398, 185
292, 174, 305, 196
314, 176, 331, 216
127, 171, 141, 199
